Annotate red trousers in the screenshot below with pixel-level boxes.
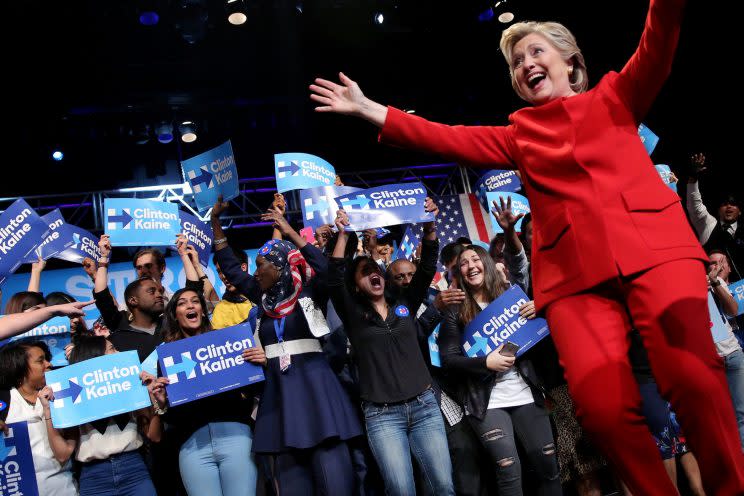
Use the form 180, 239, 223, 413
546, 259, 744, 495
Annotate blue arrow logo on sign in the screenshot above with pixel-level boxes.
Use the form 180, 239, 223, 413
0, 433, 15, 461
305, 199, 329, 213
55, 380, 83, 403
191, 168, 213, 188
109, 210, 133, 228
278, 161, 300, 176
164, 354, 197, 379
340, 196, 370, 210
465, 335, 490, 357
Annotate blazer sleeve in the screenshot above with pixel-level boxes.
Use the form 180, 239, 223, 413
214, 248, 262, 305
439, 307, 491, 378
379, 107, 518, 169
613, 0, 686, 122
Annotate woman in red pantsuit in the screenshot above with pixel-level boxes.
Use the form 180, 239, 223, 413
309, 0, 744, 493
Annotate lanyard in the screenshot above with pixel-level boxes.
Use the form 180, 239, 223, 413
273, 317, 286, 342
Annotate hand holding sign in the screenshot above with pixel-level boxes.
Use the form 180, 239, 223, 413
242, 346, 267, 366
82, 257, 97, 279
485, 345, 516, 372
272, 193, 286, 215
140, 371, 169, 410
98, 234, 112, 259
335, 209, 350, 232
519, 301, 536, 320
211, 195, 230, 220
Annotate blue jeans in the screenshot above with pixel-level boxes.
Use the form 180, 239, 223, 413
179, 422, 258, 496
725, 349, 744, 450
362, 388, 454, 496
79, 450, 156, 496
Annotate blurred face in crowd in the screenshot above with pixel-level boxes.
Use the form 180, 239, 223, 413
389, 260, 416, 288
718, 201, 741, 224
104, 340, 117, 355
132, 279, 165, 315
355, 258, 385, 298
459, 249, 485, 290
710, 253, 731, 282
25, 346, 51, 390
174, 290, 204, 332
135, 253, 165, 281
216, 260, 246, 293
523, 219, 534, 253
254, 256, 281, 291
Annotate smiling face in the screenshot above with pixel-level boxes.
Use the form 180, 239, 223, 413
174, 290, 204, 333
459, 249, 485, 290
511, 33, 576, 106
254, 256, 281, 291
355, 258, 385, 298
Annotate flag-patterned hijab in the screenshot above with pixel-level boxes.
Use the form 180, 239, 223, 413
258, 239, 314, 318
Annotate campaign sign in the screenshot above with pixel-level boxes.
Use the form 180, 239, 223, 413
334, 182, 434, 231
708, 291, 731, 343
655, 164, 677, 192
474, 170, 522, 210
462, 285, 549, 359
429, 324, 441, 368
7, 315, 70, 343
638, 123, 659, 155
157, 323, 265, 406
178, 211, 213, 267
300, 185, 362, 230
728, 279, 744, 316
275, 153, 336, 194
46, 351, 150, 428
141, 348, 159, 377
181, 140, 240, 212
485, 192, 530, 234
0, 422, 40, 496
2, 332, 73, 367
54, 225, 102, 264
22, 209, 74, 263
394, 225, 419, 262
105, 198, 179, 247
0, 199, 50, 285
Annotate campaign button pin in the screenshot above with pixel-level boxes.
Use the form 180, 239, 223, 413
394, 305, 410, 317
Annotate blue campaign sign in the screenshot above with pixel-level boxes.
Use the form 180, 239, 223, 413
462, 285, 549, 359
654, 164, 677, 192
22, 209, 74, 263
429, 324, 441, 368
45, 350, 150, 428
181, 140, 240, 213
0, 199, 50, 285
158, 323, 264, 406
178, 211, 213, 267
485, 192, 530, 234
638, 123, 659, 155
334, 182, 434, 231
708, 291, 731, 343
474, 170, 522, 210
8, 315, 71, 342
728, 279, 744, 316
394, 225, 419, 262
105, 198, 180, 247
54, 224, 102, 264
1, 421, 40, 496
300, 185, 362, 230
141, 348, 159, 376
275, 153, 337, 194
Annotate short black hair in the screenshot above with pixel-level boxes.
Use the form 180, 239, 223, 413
440, 242, 466, 266
45, 291, 76, 306
455, 236, 472, 245
0, 341, 51, 389
214, 245, 248, 268
717, 193, 742, 209
124, 278, 156, 310
69, 335, 109, 364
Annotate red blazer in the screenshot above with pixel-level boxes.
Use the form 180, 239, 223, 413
379, 0, 706, 310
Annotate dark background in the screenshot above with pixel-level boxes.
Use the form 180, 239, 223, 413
3, 0, 734, 203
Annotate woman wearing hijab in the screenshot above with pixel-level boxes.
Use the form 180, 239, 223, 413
212, 202, 362, 495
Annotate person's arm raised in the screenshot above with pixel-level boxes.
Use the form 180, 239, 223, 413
310, 72, 388, 128
0, 302, 94, 340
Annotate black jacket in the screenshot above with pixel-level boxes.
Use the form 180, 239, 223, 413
440, 306, 545, 420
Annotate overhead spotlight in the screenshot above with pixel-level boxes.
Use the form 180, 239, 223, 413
477, 8, 494, 22
155, 121, 174, 144
295, 1, 303, 14
373, 12, 384, 24
178, 121, 198, 143
405, 109, 416, 114
137, 0, 160, 25
498, 11, 514, 23
226, 0, 247, 25
52, 150, 64, 161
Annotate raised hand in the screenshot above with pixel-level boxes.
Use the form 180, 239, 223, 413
98, 234, 112, 258
211, 195, 230, 219
176, 234, 189, 256
50, 300, 95, 317
491, 196, 524, 232
424, 197, 439, 218
261, 207, 293, 237
433, 288, 466, 311
272, 193, 286, 215
82, 257, 97, 279
310, 72, 367, 115
335, 209, 350, 232
688, 152, 707, 181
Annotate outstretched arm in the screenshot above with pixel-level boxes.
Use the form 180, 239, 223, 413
0, 301, 94, 340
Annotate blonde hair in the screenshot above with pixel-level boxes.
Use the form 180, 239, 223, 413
499, 21, 588, 101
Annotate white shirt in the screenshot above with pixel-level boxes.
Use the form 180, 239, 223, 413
5, 388, 78, 496
711, 277, 742, 358
686, 181, 738, 244
76, 417, 142, 463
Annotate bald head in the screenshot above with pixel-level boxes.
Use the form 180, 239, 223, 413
387, 259, 417, 288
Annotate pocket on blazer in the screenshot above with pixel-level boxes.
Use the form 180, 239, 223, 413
535, 207, 582, 292
621, 185, 699, 250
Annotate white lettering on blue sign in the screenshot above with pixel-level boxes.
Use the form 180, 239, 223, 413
369, 186, 425, 208
0, 209, 33, 255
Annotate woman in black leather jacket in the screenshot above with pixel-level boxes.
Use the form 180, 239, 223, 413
440, 244, 561, 496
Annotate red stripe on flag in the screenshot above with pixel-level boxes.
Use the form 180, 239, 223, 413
466, 193, 490, 242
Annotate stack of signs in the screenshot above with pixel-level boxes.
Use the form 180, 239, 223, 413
181, 140, 240, 212
655, 164, 677, 192
730, 279, 744, 316
462, 286, 549, 359
300, 185, 362, 230
1, 422, 40, 496
0, 199, 50, 285
104, 198, 179, 247
178, 211, 213, 267
54, 225, 102, 263
334, 182, 434, 231
46, 351, 151, 428
474, 170, 522, 210
22, 209, 74, 263
157, 322, 265, 406
0, 316, 72, 367
485, 191, 531, 234
638, 123, 659, 155
275, 153, 336, 194
708, 291, 732, 343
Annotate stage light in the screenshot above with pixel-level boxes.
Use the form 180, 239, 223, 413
155, 121, 174, 144
179, 121, 197, 143
52, 150, 64, 161
139, 11, 159, 26
477, 8, 494, 22
373, 12, 384, 24
226, 0, 247, 25
498, 11, 514, 23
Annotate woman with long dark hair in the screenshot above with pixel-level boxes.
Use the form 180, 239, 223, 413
440, 244, 560, 495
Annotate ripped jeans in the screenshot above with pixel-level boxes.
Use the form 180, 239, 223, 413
468, 402, 561, 496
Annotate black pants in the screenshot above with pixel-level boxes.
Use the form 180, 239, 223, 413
445, 417, 485, 496
275, 440, 354, 495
